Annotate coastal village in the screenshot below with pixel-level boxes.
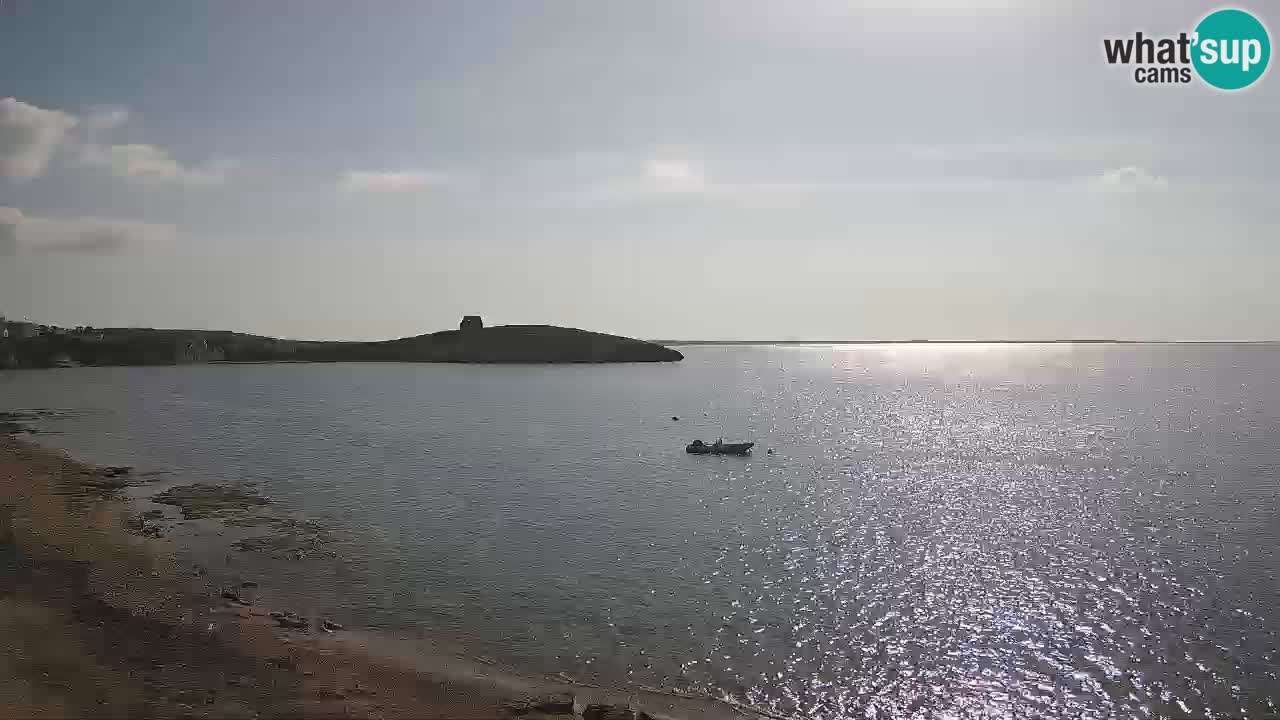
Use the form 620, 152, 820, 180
1, 314, 103, 340
0, 313, 231, 369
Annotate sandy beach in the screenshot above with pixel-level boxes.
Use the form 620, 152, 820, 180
0, 431, 768, 720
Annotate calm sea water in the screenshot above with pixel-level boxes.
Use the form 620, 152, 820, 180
4, 345, 1279, 718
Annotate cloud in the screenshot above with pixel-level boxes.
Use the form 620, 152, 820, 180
84, 106, 130, 137
646, 159, 705, 190
79, 142, 234, 186
0, 205, 175, 255
0, 97, 78, 179
1, 98, 232, 186
340, 170, 446, 192
78, 107, 233, 185
1088, 167, 1170, 193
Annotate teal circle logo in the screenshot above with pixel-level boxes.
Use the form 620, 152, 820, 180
1192, 9, 1270, 90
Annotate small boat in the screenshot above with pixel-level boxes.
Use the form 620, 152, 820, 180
686, 439, 754, 456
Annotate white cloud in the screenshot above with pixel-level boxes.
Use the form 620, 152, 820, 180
0, 97, 78, 179
340, 170, 446, 192
645, 158, 705, 191
79, 142, 234, 186
0, 205, 175, 255
84, 106, 130, 138
1, 97, 232, 186
1088, 167, 1170, 193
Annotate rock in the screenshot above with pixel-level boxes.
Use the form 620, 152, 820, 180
101, 465, 133, 477
240, 580, 259, 588
221, 589, 243, 603
320, 619, 343, 633
273, 613, 308, 630
581, 704, 634, 720
503, 699, 532, 715
152, 483, 270, 521
671, 416, 679, 421
530, 693, 575, 714
766, 448, 774, 455
82, 474, 129, 490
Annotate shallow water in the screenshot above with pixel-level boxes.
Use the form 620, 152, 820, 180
4, 344, 1279, 718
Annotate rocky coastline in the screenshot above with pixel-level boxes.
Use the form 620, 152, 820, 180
0, 316, 682, 369
0, 418, 765, 720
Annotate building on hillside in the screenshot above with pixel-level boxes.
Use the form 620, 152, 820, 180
3, 321, 36, 339
460, 315, 483, 332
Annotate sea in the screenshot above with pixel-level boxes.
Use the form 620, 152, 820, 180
3, 344, 1278, 719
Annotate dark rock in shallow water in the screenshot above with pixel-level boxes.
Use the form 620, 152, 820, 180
270, 612, 308, 630
80, 474, 130, 490
231, 518, 332, 559
151, 483, 269, 520
582, 704, 634, 720
529, 693, 575, 714
320, 619, 343, 633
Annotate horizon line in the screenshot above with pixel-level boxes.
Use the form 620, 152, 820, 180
651, 339, 1280, 346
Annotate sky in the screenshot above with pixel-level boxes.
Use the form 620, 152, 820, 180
1, 1, 1278, 341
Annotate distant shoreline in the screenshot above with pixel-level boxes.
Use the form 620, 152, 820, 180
1, 320, 683, 370
653, 339, 1280, 346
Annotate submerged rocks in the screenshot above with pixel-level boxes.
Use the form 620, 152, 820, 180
581, 704, 635, 720
535, 693, 576, 713
320, 619, 343, 633
0, 408, 75, 434
503, 692, 576, 715
82, 473, 131, 491
232, 518, 332, 560
269, 611, 309, 631
151, 483, 269, 521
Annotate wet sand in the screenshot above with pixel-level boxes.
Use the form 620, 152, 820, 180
0, 433, 769, 720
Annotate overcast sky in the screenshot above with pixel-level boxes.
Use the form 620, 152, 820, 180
2, 1, 1277, 340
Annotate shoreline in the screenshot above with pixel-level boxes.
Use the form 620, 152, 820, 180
0, 430, 772, 719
